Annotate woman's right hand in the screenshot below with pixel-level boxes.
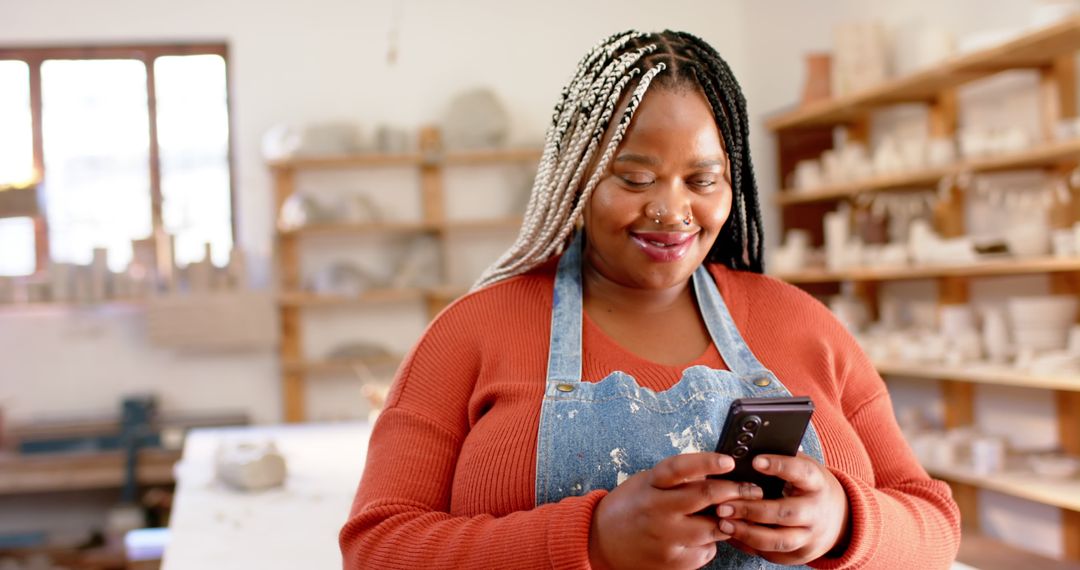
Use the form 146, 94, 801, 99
588, 453, 763, 570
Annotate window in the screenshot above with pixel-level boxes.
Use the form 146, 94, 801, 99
0, 44, 234, 277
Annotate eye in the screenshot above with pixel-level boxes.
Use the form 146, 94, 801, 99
619, 174, 654, 189
689, 177, 718, 191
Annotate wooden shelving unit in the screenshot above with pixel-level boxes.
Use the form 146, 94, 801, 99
776, 137, 1080, 206
777, 256, 1080, 283
0, 449, 179, 495
768, 17, 1080, 564
766, 17, 1080, 131
270, 129, 538, 422
876, 360, 1080, 391
926, 463, 1080, 512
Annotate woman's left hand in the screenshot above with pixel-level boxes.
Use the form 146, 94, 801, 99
715, 452, 850, 565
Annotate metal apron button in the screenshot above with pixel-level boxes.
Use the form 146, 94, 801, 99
556, 383, 575, 393
753, 377, 772, 387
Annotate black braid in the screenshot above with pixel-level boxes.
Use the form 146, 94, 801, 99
620, 30, 764, 273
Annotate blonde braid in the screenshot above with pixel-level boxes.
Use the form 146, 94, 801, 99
473, 33, 663, 289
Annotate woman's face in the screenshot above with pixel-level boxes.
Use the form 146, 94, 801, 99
582, 86, 732, 291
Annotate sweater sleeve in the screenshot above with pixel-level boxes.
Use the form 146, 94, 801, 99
339, 293, 605, 569
808, 313, 961, 569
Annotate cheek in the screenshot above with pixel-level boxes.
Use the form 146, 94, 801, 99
697, 189, 734, 230
586, 182, 638, 228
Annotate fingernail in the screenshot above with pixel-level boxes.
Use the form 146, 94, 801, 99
718, 454, 734, 468
753, 456, 769, 470
720, 520, 734, 534
716, 505, 734, 517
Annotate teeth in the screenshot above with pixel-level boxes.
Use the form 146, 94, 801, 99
647, 239, 670, 247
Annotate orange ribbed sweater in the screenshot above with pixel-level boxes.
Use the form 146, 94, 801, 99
340, 259, 960, 569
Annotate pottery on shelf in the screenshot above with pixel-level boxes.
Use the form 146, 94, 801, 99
800, 52, 832, 106
441, 88, 510, 149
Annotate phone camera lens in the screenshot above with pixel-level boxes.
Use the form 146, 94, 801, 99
741, 416, 761, 432
736, 432, 754, 445
732, 446, 749, 458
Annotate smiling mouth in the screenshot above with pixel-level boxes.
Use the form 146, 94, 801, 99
630, 231, 697, 247
629, 230, 699, 262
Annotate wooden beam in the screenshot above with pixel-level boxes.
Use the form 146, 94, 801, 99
419, 125, 449, 309
1065, 509, 1080, 561
145, 55, 171, 285
1040, 55, 1078, 142
938, 276, 970, 305
929, 90, 958, 138
280, 306, 304, 423
28, 57, 48, 274
1057, 391, 1080, 457
949, 480, 980, 532
942, 379, 976, 429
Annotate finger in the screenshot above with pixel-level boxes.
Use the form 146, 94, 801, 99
649, 453, 735, 489
716, 496, 815, 526
752, 454, 823, 492
674, 514, 734, 545
656, 478, 763, 514
719, 518, 813, 554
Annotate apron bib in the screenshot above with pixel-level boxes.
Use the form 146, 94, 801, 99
534, 233, 825, 570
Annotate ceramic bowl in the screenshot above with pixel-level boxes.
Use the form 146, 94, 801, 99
1028, 454, 1080, 479
1007, 296, 1078, 322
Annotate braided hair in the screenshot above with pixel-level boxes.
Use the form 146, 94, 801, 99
473, 30, 763, 290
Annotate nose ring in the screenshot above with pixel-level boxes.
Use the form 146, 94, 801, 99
682, 212, 693, 226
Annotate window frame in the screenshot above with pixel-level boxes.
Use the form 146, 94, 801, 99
0, 43, 237, 279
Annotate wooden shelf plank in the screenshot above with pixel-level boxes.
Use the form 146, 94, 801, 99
427, 285, 469, 301
282, 356, 404, 375
277, 220, 432, 237
776, 138, 1080, 206
957, 532, 1080, 570
777, 168, 948, 205
966, 137, 1080, 173
276, 217, 524, 237
926, 463, 1080, 512
776, 256, 1080, 284
441, 217, 523, 232
766, 17, 1080, 131
0, 449, 180, 495
267, 148, 542, 170
876, 360, 1080, 391
277, 285, 473, 308
278, 288, 427, 307
268, 152, 424, 169
442, 147, 543, 165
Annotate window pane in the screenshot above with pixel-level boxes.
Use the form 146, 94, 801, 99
155, 54, 232, 267
0, 217, 36, 276
41, 59, 151, 272
0, 60, 35, 186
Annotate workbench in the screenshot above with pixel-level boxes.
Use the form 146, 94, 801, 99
162, 422, 371, 570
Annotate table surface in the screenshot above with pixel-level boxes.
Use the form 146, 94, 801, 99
161, 421, 985, 570
162, 422, 371, 570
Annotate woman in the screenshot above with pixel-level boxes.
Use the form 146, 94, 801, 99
340, 30, 960, 569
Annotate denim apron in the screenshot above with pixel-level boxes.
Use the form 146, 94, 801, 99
534, 234, 825, 570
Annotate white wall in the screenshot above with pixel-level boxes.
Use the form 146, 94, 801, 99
0, 0, 747, 425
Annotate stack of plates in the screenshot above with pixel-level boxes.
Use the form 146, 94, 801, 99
1007, 296, 1078, 352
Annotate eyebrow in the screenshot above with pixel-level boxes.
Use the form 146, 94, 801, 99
613, 153, 726, 170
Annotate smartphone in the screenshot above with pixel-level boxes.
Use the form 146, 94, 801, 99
711, 396, 814, 500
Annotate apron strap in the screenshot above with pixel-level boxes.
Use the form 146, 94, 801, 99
692, 264, 770, 377
546, 232, 585, 383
